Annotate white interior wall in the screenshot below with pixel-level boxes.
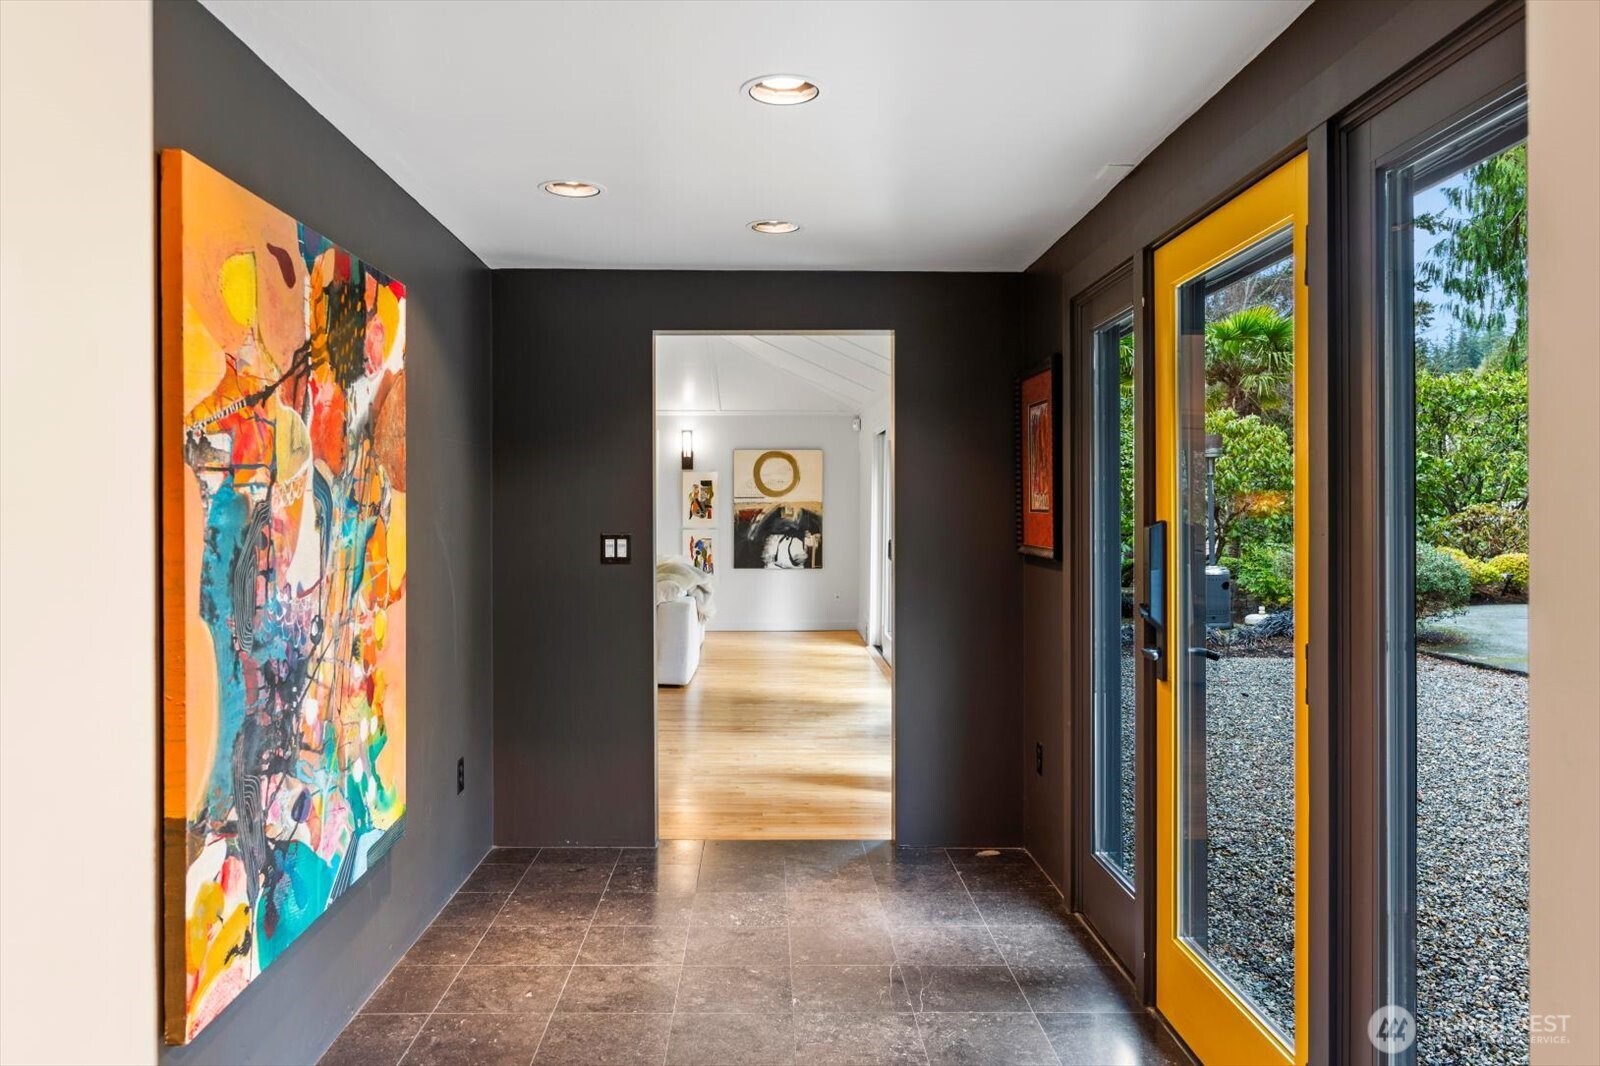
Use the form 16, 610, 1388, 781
656, 414, 861, 631
0, 2, 158, 1063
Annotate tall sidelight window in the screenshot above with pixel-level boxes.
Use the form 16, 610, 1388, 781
1090, 311, 1137, 885
1074, 269, 1143, 986
1379, 89, 1529, 1066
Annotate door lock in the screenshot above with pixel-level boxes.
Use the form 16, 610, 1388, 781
1141, 521, 1168, 680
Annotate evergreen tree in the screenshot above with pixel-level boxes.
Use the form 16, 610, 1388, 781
1415, 144, 1528, 360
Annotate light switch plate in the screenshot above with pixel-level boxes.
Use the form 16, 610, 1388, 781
600, 533, 632, 564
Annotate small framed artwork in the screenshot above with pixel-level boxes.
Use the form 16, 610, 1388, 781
686, 529, 716, 574
682, 471, 718, 528
1017, 353, 1062, 558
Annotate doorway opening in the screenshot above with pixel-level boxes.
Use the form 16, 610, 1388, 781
652, 331, 894, 840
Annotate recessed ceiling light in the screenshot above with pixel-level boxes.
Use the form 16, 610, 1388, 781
748, 220, 800, 234
743, 74, 820, 106
540, 180, 602, 198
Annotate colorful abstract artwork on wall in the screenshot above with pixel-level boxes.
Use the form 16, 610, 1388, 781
1017, 355, 1060, 558
682, 471, 717, 528
159, 150, 408, 1044
732, 448, 824, 569
686, 530, 716, 574
1027, 399, 1052, 512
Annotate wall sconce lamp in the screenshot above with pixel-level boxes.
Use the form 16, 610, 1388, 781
681, 430, 694, 470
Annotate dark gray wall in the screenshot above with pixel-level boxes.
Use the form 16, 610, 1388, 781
155, 3, 494, 1064
1018, 0, 1500, 892
1020, 271, 1068, 889
492, 271, 1024, 848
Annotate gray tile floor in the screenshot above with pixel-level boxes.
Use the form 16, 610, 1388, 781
321, 841, 1192, 1065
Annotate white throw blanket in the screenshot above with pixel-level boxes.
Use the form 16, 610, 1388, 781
656, 556, 717, 621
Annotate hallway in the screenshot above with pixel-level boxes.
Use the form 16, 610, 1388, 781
658, 631, 892, 840
323, 842, 1189, 1065
7, 4, 1597, 1064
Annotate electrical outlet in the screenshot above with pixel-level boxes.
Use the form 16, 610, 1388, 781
457, 757, 465, 795
1035, 743, 1043, 776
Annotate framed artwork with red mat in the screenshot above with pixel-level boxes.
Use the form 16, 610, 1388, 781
1017, 353, 1061, 558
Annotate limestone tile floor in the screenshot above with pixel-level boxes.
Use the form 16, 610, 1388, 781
320, 841, 1193, 1065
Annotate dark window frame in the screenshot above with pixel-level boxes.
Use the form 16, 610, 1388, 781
1069, 263, 1147, 994
1332, 8, 1527, 1064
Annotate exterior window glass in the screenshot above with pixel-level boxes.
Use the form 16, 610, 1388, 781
1380, 89, 1529, 1066
1175, 229, 1299, 1042
1091, 312, 1137, 885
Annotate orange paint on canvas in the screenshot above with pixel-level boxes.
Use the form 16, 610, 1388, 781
160, 150, 407, 1044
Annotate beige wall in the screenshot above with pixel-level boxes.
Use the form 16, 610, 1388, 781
0, 2, 158, 1064
1528, 2, 1600, 1063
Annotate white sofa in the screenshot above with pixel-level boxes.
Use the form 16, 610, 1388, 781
656, 595, 705, 686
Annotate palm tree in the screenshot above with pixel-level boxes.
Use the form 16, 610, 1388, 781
1204, 306, 1294, 422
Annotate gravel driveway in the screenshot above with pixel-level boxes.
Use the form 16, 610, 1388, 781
1159, 652, 1527, 1063
1201, 655, 1298, 1038
1414, 658, 1528, 1064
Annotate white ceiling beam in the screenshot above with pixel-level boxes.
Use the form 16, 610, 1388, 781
722, 335, 873, 411
810, 333, 893, 374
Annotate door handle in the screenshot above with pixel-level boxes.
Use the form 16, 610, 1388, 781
1142, 521, 1168, 680
1137, 603, 1163, 663
1138, 603, 1164, 663
1189, 646, 1222, 662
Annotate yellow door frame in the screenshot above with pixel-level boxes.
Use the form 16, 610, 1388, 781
1152, 153, 1310, 1066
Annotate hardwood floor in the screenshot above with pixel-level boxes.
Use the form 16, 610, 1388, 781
658, 630, 892, 840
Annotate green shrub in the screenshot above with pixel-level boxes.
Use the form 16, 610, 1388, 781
1236, 543, 1294, 609
1415, 544, 1471, 618
1488, 552, 1529, 595
1207, 408, 1294, 558
1436, 545, 1502, 594
1432, 502, 1529, 558
1414, 369, 1528, 530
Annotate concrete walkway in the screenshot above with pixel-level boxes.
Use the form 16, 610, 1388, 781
1420, 603, 1528, 674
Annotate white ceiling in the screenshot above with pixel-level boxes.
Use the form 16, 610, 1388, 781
656, 333, 890, 415
203, 0, 1309, 271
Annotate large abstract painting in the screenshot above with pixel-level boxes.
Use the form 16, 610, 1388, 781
733, 448, 823, 568
159, 150, 407, 1043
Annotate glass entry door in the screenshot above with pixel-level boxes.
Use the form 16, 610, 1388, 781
1154, 154, 1310, 1065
